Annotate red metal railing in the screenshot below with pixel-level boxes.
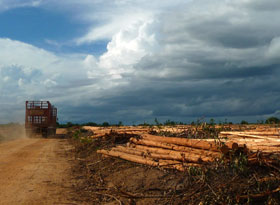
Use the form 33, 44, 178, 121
25, 101, 57, 128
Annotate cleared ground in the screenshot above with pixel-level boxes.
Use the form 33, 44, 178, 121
0, 125, 279, 204
0, 138, 75, 205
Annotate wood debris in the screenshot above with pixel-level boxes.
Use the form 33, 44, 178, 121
95, 127, 280, 171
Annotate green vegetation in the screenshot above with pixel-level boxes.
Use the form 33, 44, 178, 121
102, 122, 110, 127
240, 120, 249, 124
57, 115, 280, 128
265, 117, 280, 124
72, 128, 93, 144
117, 121, 123, 126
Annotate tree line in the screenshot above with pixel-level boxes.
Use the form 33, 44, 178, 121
57, 116, 280, 128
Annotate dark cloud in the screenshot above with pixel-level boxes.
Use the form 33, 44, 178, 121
244, 0, 280, 11
1, 0, 280, 124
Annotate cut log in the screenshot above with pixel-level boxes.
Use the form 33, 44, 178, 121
112, 146, 144, 156
97, 149, 198, 171
112, 145, 213, 163
129, 138, 221, 157
124, 144, 215, 162
158, 160, 200, 171
97, 149, 158, 166
225, 138, 280, 143
219, 133, 280, 140
134, 145, 218, 161
220, 131, 280, 136
141, 134, 221, 151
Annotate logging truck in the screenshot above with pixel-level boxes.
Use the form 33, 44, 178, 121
25, 101, 57, 137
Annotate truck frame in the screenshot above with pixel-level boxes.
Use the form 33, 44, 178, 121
25, 101, 57, 137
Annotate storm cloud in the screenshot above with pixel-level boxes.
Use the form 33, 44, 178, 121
0, 0, 280, 124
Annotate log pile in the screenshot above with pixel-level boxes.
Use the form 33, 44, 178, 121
219, 128, 280, 153
83, 126, 150, 139
97, 134, 227, 171
97, 129, 280, 171
83, 125, 277, 139
83, 126, 112, 138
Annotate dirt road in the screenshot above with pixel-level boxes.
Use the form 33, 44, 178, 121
0, 138, 75, 205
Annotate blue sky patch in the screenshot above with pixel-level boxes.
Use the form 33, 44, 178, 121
0, 7, 106, 55
41, 39, 109, 56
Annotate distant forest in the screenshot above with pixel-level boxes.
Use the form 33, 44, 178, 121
1, 116, 279, 128
56, 116, 280, 128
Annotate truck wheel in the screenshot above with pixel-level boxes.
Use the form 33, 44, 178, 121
42, 129, 48, 138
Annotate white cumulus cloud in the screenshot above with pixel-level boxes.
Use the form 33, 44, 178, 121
1, 0, 280, 124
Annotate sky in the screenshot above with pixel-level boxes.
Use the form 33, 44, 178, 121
0, 0, 280, 124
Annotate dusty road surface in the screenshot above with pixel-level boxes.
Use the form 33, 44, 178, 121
0, 138, 75, 205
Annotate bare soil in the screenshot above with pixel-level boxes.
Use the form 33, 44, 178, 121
0, 126, 279, 204
0, 138, 77, 205
0, 124, 26, 142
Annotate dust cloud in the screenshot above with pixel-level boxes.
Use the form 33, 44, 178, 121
0, 124, 26, 142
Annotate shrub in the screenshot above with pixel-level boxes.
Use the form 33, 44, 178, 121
240, 120, 249, 125
265, 117, 280, 124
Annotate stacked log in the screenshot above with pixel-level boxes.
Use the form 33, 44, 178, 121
97, 130, 280, 171
83, 126, 150, 139
83, 124, 278, 140
97, 134, 227, 171
219, 130, 280, 153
